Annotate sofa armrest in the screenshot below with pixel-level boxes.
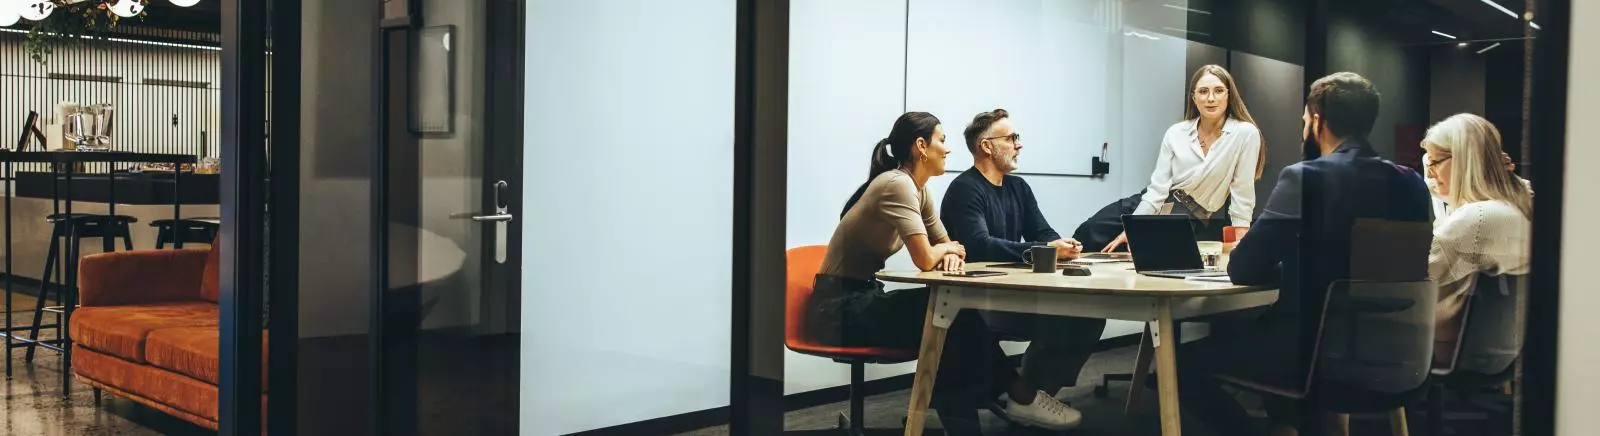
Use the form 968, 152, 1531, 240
79, 249, 210, 307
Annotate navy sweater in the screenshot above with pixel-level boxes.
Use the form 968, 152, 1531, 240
939, 168, 1063, 262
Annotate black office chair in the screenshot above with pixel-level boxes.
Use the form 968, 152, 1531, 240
1425, 273, 1523, 436
1217, 279, 1438, 436
150, 217, 221, 249
23, 213, 137, 361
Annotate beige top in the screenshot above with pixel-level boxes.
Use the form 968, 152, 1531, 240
820, 170, 949, 280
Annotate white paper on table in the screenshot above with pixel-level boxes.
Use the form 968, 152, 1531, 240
1070, 258, 1128, 264
1184, 275, 1234, 284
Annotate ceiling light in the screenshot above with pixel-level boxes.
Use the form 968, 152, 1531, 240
1478, 0, 1518, 19
110, 0, 145, 18
1432, 30, 1458, 39
1476, 42, 1502, 54
1162, 4, 1211, 15
1530, 22, 1542, 30
169, 0, 200, 7
1458, 42, 1469, 48
17, 1, 54, 21
0, 5, 19, 27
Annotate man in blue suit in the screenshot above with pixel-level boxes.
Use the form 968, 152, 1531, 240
1172, 72, 1433, 436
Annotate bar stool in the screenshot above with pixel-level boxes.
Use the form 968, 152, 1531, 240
150, 217, 221, 249
23, 213, 137, 361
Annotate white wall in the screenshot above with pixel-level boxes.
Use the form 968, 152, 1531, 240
520, 1, 735, 434
1556, 1, 1599, 433
785, 0, 1185, 395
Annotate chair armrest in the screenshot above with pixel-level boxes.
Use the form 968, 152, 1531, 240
79, 249, 209, 307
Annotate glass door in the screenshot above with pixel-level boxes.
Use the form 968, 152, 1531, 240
373, 0, 522, 435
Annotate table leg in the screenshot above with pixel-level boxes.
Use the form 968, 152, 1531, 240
1124, 325, 1154, 415
904, 287, 949, 436
1153, 298, 1182, 436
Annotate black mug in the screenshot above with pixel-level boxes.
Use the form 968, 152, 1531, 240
1023, 246, 1058, 273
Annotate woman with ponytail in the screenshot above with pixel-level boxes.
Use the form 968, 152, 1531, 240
813, 112, 1082, 430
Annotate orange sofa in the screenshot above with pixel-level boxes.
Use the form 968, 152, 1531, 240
70, 244, 265, 430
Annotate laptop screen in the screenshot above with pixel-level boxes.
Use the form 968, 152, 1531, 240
1120, 215, 1203, 272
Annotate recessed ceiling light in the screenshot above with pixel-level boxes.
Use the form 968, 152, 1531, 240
1479, 0, 1518, 19
1161, 4, 1211, 15
1432, 30, 1458, 39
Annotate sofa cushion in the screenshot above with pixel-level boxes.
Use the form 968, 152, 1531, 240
71, 302, 219, 362
146, 326, 268, 387
200, 242, 220, 303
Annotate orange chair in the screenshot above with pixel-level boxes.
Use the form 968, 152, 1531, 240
786, 245, 917, 435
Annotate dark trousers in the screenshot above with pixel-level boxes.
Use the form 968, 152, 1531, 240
981, 312, 1106, 392
812, 275, 1017, 409
1171, 315, 1316, 436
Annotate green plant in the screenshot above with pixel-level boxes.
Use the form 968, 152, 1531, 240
21, 1, 147, 65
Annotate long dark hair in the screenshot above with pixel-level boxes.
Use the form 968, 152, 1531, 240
1185, 65, 1267, 180
840, 112, 942, 218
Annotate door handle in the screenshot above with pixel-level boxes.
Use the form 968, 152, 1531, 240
471, 213, 514, 222
482, 180, 512, 263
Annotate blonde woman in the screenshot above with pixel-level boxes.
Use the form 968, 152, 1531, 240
1421, 113, 1532, 366
1104, 64, 1265, 251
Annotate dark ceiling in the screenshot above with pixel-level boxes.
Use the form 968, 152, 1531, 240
1344, 0, 1534, 44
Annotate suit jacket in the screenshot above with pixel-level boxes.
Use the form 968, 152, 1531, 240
1219, 138, 1433, 389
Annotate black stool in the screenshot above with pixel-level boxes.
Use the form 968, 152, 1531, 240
23, 213, 137, 361
150, 218, 220, 249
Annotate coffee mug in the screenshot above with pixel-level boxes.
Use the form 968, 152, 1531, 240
1023, 246, 1058, 273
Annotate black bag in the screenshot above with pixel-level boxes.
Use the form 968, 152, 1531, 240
1072, 190, 1145, 252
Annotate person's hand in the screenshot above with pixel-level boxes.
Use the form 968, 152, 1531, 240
1502, 152, 1516, 173
936, 241, 967, 259
938, 253, 965, 272
1101, 232, 1129, 253
1050, 238, 1084, 260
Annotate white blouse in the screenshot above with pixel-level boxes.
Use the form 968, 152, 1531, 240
1134, 118, 1263, 227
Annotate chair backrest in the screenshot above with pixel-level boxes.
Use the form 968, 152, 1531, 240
1315, 279, 1437, 395
1449, 273, 1524, 375
785, 246, 829, 349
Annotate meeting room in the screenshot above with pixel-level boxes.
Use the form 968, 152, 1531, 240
770, 0, 1547, 435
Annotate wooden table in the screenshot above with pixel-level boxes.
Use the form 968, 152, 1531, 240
877, 262, 1278, 436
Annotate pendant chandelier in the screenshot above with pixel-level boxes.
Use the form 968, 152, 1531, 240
0, 1, 204, 64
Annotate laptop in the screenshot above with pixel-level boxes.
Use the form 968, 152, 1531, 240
1120, 214, 1229, 279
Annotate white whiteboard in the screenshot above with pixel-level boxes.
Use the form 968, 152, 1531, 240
906, 0, 1112, 175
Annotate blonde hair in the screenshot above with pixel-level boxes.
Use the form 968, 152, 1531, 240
1422, 113, 1533, 219
1185, 65, 1267, 180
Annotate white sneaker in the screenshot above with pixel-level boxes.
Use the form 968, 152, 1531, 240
1004, 390, 1083, 431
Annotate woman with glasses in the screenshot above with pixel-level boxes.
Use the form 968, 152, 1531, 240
1421, 113, 1531, 366
1104, 64, 1266, 251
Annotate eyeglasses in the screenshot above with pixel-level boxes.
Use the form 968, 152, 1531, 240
983, 133, 1021, 143
1193, 87, 1229, 98
1426, 155, 1452, 175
